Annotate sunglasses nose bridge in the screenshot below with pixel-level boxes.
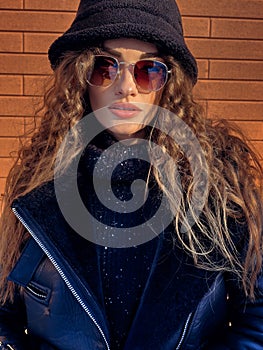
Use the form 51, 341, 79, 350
118, 61, 135, 75
116, 61, 137, 87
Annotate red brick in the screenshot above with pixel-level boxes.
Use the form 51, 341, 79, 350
210, 61, 263, 81
0, 157, 15, 177
211, 19, 263, 40
0, 75, 23, 95
24, 0, 79, 11
253, 141, 263, 159
196, 60, 209, 79
186, 38, 263, 60
198, 101, 209, 114
182, 17, 210, 37
0, 177, 7, 198
0, 96, 41, 116
207, 101, 263, 121
177, 0, 263, 19
195, 80, 263, 101
0, 11, 74, 33
234, 121, 263, 141
24, 75, 51, 96
0, 117, 24, 136
24, 33, 59, 53
0, 138, 20, 157
0, 33, 23, 52
0, 54, 52, 74
0, 0, 22, 9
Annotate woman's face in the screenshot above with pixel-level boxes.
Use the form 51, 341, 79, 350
88, 38, 163, 141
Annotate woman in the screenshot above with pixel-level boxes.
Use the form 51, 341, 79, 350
0, 0, 263, 349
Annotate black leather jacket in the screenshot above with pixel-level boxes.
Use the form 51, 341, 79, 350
0, 183, 263, 350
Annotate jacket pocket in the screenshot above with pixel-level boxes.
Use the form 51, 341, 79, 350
25, 281, 51, 306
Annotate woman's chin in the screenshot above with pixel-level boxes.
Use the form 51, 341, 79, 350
108, 125, 147, 141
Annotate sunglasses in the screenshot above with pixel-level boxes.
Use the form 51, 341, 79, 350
87, 55, 171, 92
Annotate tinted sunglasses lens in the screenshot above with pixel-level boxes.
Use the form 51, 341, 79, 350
88, 56, 118, 87
134, 60, 167, 91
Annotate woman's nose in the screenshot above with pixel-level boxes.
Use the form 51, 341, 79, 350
114, 65, 138, 97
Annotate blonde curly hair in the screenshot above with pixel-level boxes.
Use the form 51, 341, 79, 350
0, 49, 262, 303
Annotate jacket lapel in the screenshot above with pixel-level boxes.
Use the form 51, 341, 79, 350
12, 181, 110, 342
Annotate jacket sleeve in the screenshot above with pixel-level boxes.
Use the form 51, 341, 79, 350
226, 274, 263, 348
0, 238, 45, 350
210, 273, 263, 350
0, 287, 29, 350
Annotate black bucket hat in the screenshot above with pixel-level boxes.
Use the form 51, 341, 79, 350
48, 0, 198, 84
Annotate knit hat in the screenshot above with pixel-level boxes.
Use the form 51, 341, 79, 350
48, 0, 198, 84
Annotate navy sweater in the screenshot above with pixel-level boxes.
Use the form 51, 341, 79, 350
77, 131, 165, 349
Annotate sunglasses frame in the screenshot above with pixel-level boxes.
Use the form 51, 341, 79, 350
87, 54, 171, 92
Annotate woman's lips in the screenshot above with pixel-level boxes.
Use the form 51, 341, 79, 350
108, 103, 142, 119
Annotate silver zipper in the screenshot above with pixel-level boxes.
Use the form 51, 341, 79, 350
175, 312, 192, 350
12, 207, 110, 350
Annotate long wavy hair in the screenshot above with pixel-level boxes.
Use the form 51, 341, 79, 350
0, 48, 262, 303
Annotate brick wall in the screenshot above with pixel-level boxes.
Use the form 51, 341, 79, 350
0, 0, 262, 200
